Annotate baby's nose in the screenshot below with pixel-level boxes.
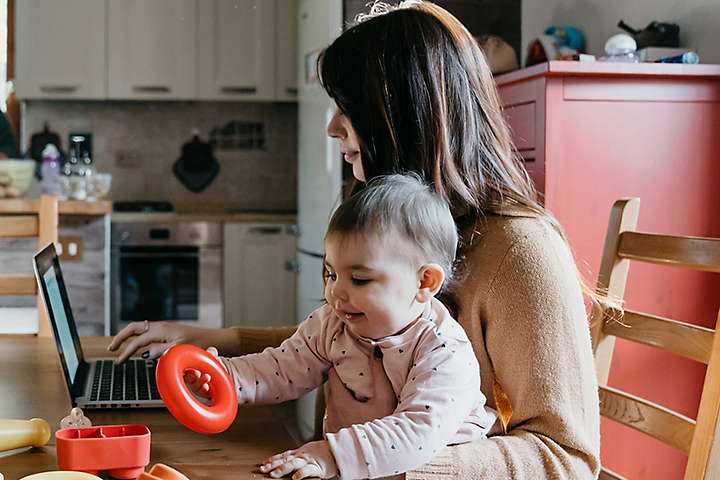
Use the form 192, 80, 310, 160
331, 283, 348, 301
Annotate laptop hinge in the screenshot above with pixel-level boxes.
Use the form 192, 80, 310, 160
72, 361, 91, 398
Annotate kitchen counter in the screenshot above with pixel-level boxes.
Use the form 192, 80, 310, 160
112, 211, 297, 223
0, 198, 112, 215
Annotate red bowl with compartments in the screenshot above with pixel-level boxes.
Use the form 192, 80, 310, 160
55, 424, 150, 479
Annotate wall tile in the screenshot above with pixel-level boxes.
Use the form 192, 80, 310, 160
23, 101, 298, 213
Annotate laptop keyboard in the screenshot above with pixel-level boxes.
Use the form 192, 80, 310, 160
90, 359, 161, 402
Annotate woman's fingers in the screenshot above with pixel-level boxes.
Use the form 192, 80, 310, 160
146, 342, 175, 360
114, 333, 156, 364
108, 320, 150, 351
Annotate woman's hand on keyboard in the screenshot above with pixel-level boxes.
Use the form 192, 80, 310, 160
108, 320, 216, 363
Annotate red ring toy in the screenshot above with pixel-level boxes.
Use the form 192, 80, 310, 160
156, 344, 238, 434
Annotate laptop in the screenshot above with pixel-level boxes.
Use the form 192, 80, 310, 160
33, 243, 164, 408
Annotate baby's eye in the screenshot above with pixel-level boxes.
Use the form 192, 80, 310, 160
352, 278, 371, 285
323, 270, 337, 281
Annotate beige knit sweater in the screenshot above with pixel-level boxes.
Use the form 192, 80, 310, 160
231, 212, 601, 479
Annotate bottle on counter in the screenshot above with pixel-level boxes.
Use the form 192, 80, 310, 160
80, 150, 95, 177
41, 144, 60, 195
59, 142, 86, 200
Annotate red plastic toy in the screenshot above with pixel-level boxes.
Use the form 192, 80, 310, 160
137, 463, 189, 480
156, 345, 238, 434
55, 424, 150, 479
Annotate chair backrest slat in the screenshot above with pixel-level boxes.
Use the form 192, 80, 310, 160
603, 308, 714, 364
0, 195, 58, 337
599, 385, 695, 454
618, 231, 720, 272
591, 198, 720, 479
0, 274, 37, 295
0, 216, 39, 238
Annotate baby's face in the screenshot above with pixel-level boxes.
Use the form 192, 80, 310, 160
323, 231, 426, 339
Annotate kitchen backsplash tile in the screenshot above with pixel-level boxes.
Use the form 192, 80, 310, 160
22, 101, 297, 213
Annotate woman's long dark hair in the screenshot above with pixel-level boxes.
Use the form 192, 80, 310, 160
319, 2, 538, 226
319, 1, 606, 308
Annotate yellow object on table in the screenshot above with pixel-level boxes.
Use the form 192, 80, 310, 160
0, 418, 51, 453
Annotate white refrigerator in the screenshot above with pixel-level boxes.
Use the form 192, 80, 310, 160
295, 0, 344, 440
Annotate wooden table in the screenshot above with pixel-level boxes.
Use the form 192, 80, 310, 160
0, 336, 300, 480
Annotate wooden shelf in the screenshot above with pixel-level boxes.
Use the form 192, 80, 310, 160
0, 199, 112, 215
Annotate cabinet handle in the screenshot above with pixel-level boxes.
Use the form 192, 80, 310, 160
284, 260, 299, 272
132, 85, 171, 93
220, 86, 257, 94
249, 226, 282, 235
39, 85, 79, 93
285, 87, 298, 95
523, 158, 536, 163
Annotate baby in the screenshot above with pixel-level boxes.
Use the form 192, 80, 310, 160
188, 174, 496, 479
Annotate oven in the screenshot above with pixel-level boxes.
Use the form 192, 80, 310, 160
110, 221, 223, 334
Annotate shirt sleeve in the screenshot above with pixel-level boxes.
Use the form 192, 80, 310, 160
326, 334, 481, 479
219, 309, 333, 405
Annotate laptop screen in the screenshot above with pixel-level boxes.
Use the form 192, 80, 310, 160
34, 243, 86, 393
42, 266, 80, 382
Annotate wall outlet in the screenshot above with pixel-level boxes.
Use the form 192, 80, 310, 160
115, 150, 142, 168
57, 237, 83, 262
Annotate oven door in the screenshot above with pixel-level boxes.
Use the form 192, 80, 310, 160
110, 245, 222, 334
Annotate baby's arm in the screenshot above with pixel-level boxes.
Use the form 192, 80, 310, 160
219, 309, 333, 405
260, 334, 484, 479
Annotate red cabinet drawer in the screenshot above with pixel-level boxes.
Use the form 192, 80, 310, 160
503, 101, 535, 151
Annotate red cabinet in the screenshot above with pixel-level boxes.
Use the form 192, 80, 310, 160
497, 61, 720, 479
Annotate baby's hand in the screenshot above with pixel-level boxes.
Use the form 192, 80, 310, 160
182, 346, 220, 399
260, 440, 338, 479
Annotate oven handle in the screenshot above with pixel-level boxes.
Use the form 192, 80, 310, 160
117, 252, 199, 259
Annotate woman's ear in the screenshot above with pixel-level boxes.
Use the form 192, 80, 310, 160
415, 264, 445, 303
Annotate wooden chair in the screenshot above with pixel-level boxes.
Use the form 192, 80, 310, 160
0, 195, 59, 337
591, 198, 720, 480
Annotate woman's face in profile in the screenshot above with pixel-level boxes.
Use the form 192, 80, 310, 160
327, 107, 365, 181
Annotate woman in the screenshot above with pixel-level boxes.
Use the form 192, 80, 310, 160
109, 2, 600, 478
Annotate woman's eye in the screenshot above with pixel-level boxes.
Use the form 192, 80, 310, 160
352, 278, 371, 285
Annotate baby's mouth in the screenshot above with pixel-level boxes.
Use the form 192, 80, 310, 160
341, 311, 364, 321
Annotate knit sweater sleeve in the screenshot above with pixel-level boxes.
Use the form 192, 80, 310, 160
409, 224, 600, 479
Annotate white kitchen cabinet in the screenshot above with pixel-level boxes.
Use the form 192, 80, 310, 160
198, 0, 276, 101
108, 0, 196, 100
275, 0, 299, 101
15, 0, 106, 100
223, 223, 297, 328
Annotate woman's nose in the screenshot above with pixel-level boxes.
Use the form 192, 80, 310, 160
327, 108, 345, 139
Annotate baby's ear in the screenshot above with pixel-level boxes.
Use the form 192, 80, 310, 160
415, 264, 445, 303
